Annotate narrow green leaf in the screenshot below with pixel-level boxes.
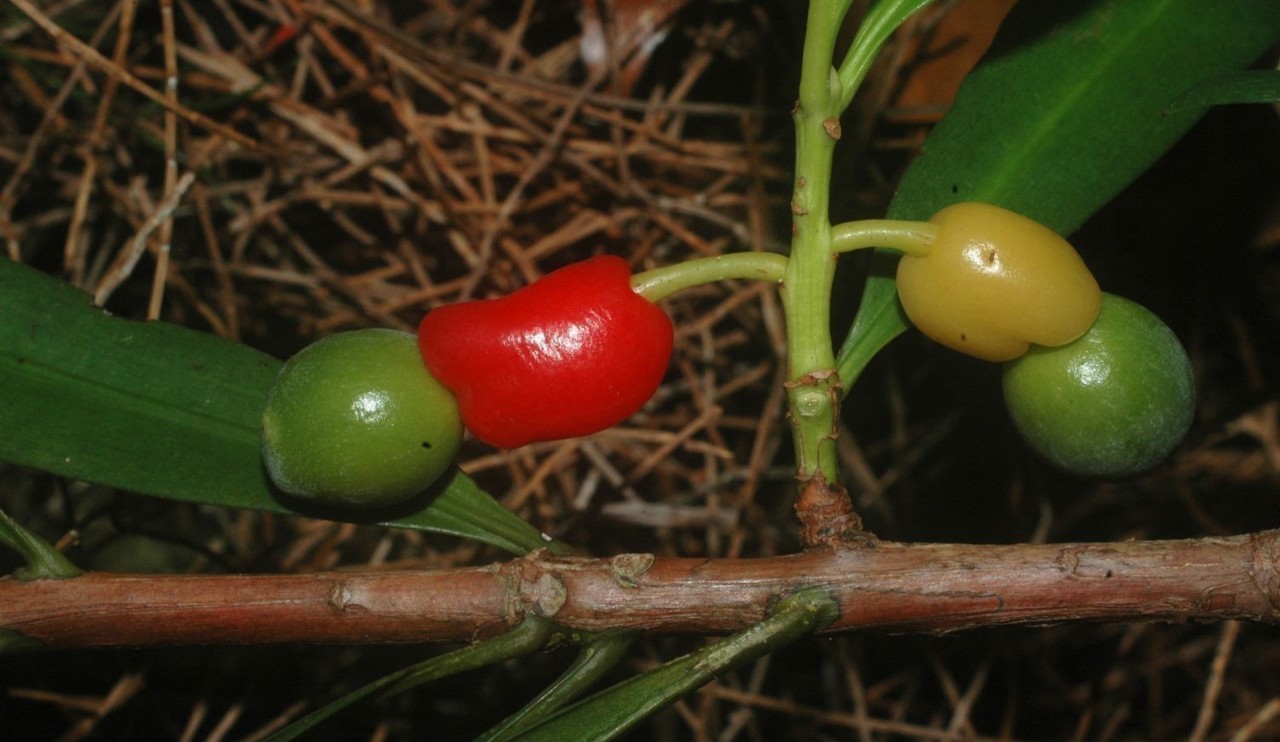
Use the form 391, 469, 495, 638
0, 507, 81, 580
479, 631, 638, 742
0, 629, 47, 655
835, 249, 909, 393
1166, 69, 1280, 112
265, 615, 555, 742
837, 0, 936, 110
512, 588, 839, 742
0, 258, 554, 555
0, 259, 281, 503
837, 0, 1280, 386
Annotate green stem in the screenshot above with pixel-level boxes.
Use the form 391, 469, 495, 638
831, 219, 936, 256
630, 252, 787, 302
828, 220, 937, 396
782, 0, 849, 483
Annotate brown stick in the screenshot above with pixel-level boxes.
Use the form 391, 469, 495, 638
4, 531, 1278, 649
8, 0, 263, 152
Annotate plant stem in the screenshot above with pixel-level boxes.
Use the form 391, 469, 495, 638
6, 531, 1280, 646
831, 219, 937, 256
630, 252, 787, 302
783, 0, 849, 484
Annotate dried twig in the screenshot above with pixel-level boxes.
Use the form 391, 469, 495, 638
0, 4, 121, 260
64, 0, 137, 285
147, 0, 181, 320
93, 171, 197, 305
8, 0, 264, 151
1190, 620, 1242, 742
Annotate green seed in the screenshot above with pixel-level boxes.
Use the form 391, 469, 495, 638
262, 329, 463, 508
1002, 294, 1195, 478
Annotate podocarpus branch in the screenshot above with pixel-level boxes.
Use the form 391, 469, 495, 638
4, 530, 1278, 649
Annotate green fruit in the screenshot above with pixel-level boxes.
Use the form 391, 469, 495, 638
262, 329, 463, 508
1002, 294, 1195, 478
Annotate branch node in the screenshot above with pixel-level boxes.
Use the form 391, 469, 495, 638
794, 473, 875, 551
1249, 530, 1280, 620
325, 580, 366, 613
498, 550, 569, 623
822, 116, 842, 140
610, 553, 655, 588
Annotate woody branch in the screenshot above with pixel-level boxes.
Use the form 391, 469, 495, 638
3, 530, 1278, 649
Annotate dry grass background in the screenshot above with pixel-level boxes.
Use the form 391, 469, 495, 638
1, 1, 1279, 739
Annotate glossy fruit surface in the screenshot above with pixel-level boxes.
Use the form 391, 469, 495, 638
262, 329, 462, 507
1002, 294, 1195, 478
897, 202, 1102, 361
419, 255, 674, 448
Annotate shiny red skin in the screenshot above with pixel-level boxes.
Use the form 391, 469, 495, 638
418, 255, 674, 448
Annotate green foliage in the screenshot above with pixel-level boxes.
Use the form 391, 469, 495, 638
0, 258, 279, 504
476, 632, 638, 742
0, 507, 81, 580
266, 616, 557, 742
1167, 69, 1280, 112
0, 258, 554, 556
836, 0, 935, 110
0, 629, 46, 655
837, 0, 1280, 386
510, 588, 839, 741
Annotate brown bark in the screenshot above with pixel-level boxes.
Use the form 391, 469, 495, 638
3, 531, 1278, 649
793, 475, 872, 550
